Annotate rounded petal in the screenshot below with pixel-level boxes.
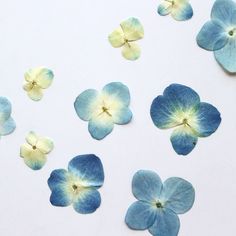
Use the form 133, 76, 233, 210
0, 97, 11, 123
170, 126, 198, 156
37, 136, 54, 154
74, 89, 99, 121
73, 188, 101, 214
158, 2, 172, 16
50, 187, 73, 207
197, 20, 228, 51
68, 154, 104, 187
23, 82, 33, 92
0, 117, 16, 135
27, 86, 43, 101
148, 209, 180, 236
35, 68, 54, 89
108, 27, 125, 47
214, 38, 236, 73
161, 177, 195, 214
112, 107, 132, 125
125, 201, 157, 230
122, 42, 141, 61
171, 1, 193, 21
132, 170, 163, 202
48, 169, 70, 190
88, 113, 114, 140
26, 131, 38, 146
120, 17, 144, 41
20, 144, 46, 170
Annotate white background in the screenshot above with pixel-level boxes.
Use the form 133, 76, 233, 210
0, 0, 235, 235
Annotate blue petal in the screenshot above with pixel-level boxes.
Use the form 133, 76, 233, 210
194, 102, 221, 137
170, 126, 198, 155
171, 2, 193, 21
102, 82, 130, 106
197, 20, 228, 51
73, 188, 101, 214
0, 97, 11, 123
158, 2, 172, 16
211, 0, 236, 26
0, 117, 16, 135
50, 187, 72, 207
125, 201, 157, 230
132, 170, 162, 202
74, 89, 99, 121
68, 154, 104, 187
161, 177, 195, 214
214, 38, 236, 73
48, 169, 69, 190
148, 208, 180, 236
112, 107, 132, 125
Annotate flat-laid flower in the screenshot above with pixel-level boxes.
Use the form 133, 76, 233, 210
23, 67, 54, 101
48, 154, 104, 214
0, 97, 16, 138
20, 131, 54, 170
158, 0, 193, 21
108, 17, 144, 60
150, 84, 221, 156
74, 82, 132, 140
197, 0, 236, 73
125, 170, 195, 236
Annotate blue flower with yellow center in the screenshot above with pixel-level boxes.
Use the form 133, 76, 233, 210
150, 84, 221, 156
48, 154, 104, 214
125, 170, 195, 236
197, 0, 236, 73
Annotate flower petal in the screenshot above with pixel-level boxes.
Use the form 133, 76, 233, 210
120, 17, 144, 41
122, 42, 141, 61
125, 201, 157, 230
0, 117, 16, 135
26, 131, 38, 146
68, 154, 104, 187
27, 85, 43, 101
214, 38, 236, 73
74, 89, 99, 121
197, 20, 228, 51
73, 188, 101, 214
50, 187, 73, 207
35, 68, 54, 89
48, 169, 70, 190
148, 208, 180, 236
108, 27, 125, 48
36, 136, 54, 154
88, 113, 114, 140
170, 126, 198, 155
171, 1, 193, 21
112, 107, 132, 125
132, 170, 162, 202
161, 177, 195, 214
0, 97, 11, 123
20, 143, 46, 170
158, 2, 172, 16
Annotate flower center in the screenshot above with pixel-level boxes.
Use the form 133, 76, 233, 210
72, 184, 78, 191
228, 28, 236, 37
182, 118, 188, 125
32, 145, 37, 150
102, 106, 112, 116
156, 201, 163, 208
32, 81, 37, 86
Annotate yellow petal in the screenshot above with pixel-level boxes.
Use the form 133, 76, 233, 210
122, 42, 141, 61
108, 27, 125, 48
27, 85, 43, 101
23, 83, 33, 92
26, 131, 38, 146
37, 136, 54, 154
35, 68, 54, 89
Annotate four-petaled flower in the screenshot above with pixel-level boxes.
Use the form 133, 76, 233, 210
48, 154, 104, 214
197, 0, 236, 73
20, 131, 54, 170
150, 84, 221, 155
74, 82, 132, 140
125, 170, 195, 236
0, 97, 16, 138
158, 0, 193, 21
23, 67, 54, 101
108, 17, 144, 60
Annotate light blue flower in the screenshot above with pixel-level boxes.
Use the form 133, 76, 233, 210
150, 84, 221, 156
48, 154, 104, 214
197, 0, 236, 73
125, 170, 195, 236
158, 0, 193, 21
0, 97, 16, 138
74, 82, 132, 140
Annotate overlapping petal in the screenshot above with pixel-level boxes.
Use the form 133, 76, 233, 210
158, 2, 172, 16
108, 27, 125, 47
48, 169, 70, 190
112, 107, 132, 124
50, 186, 73, 207
171, 0, 193, 21
36, 136, 54, 154
0, 97, 11, 123
122, 42, 141, 60
0, 117, 16, 135
34, 68, 54, 89
27, 85, 43, 101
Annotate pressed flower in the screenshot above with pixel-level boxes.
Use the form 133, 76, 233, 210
23, 67, 54, 101
158, 0, 193, 21
197, 0, 236, 73
150, 84, 221, 156
48, 154, 104, 214
108, 17, 144, 60
0, 97, 16, 137
125, 170, 195, 236
20, 131, 54, 170
74, 82, 132, 140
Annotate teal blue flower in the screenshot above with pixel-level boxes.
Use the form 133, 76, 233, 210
150, 84, 221, 156
125, 170, 195, 236
48, 154, 104, 214
74, 82, 132, 140
0, 97, 16, 138
158, 0, 193, 21
197, 0, 236, 73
